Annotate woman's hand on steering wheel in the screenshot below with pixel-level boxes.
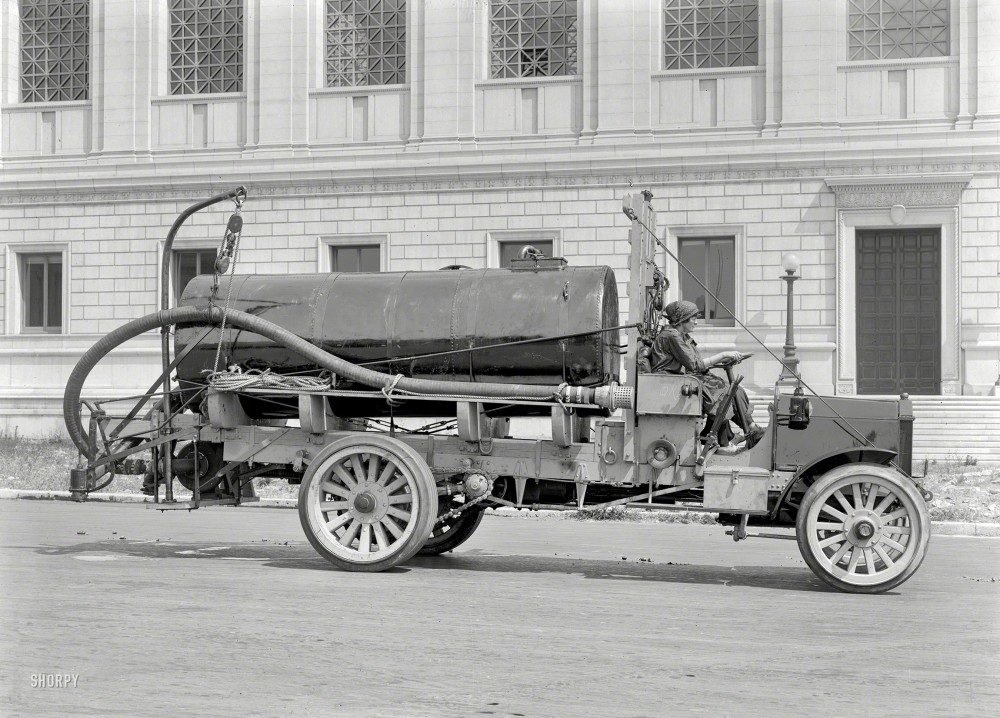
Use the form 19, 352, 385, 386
717, 351, 753, 367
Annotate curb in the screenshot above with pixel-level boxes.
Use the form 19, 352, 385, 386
0, 489, 298, 509
3, 489, 998, 537
929, 521, 1000, 538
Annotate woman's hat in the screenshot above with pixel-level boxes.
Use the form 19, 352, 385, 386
664, 300, 701, 326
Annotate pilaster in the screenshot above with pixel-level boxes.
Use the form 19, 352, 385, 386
762, 0, 782, 135
956, 0, 978, 128
780, 0, 838, 127
594, 0, 653, 137
97, 0, 152, 154
250, 0, 310, 149
418, 1, 475, 141
976, 0, 1000, 123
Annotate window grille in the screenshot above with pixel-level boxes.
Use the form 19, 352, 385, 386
489, 0, 578, 79
332, 245, 381, 273
847, 0, 949, 61
678, 237, 735, 326
326, 0, 406, 87
20, 0, 90, 102
662, 0, 758, 71
169, 0, 243, 95
20, 253, 63, 333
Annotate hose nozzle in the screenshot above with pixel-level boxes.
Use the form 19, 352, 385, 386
591, 382, 634, 411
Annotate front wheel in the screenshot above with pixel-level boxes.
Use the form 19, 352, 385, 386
796, 464, 930, 593
298, 435, 438, 572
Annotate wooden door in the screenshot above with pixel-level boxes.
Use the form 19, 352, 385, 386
856, 229, 941, 394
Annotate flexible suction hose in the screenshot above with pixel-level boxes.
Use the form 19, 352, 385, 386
64, 305, 622, 454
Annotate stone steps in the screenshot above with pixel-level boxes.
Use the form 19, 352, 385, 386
909, 398, 1000, 462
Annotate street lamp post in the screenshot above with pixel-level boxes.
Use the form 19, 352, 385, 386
777, 253, 800, 385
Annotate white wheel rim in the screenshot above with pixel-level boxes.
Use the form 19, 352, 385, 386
305, 443, 422, 564
804, 474, 922, 587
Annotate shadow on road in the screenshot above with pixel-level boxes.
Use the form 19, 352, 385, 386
409, 552, 833, 593
34, 539, 836, 593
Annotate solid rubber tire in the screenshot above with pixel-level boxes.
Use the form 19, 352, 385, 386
418, 506, 486, 556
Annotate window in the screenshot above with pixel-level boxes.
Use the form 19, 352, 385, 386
169, 0, 243, 95
848, 0, 949, 61
490, 231, 560, 268
331, 245, 381, 272
326, 0, 406, 87
174, 248, 217, 300
678, 237, 734, 326
498, 240, 554, 268
663, 0, 758, 71
321, 236, 386, 272
19, 253, 63, 333
20, 0, 90, 102
489, 1, 578, 79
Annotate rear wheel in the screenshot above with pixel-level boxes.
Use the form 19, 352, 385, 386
418, 499, 486, 556
298, 435, 437, 572
173, 441, 225, 493
796, 463, 930, 593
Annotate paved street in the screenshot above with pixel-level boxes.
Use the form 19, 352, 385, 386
1, 500, 997, 717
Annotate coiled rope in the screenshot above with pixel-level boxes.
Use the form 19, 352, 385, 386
205, 367, 333, 392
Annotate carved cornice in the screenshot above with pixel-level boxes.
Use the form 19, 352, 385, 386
652, 66, 764, 79
836, 57, 956, 73
825, 174, 973, 208
0, 165, 992, 207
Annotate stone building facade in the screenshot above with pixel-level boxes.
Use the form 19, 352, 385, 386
1, 0, 998, 460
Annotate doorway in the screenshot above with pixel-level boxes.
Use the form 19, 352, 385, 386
855, 229, 941, 394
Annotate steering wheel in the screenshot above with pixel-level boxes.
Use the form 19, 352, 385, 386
717, 352, 753, 367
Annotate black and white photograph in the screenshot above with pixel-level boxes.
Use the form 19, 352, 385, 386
1, 0, 998, 716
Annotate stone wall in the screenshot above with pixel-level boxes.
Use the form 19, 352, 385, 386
1, 0, 999, 435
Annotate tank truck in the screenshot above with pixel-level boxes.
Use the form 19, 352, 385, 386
64, 188, 931, 593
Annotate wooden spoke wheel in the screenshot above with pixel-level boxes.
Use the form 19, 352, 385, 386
298, 435, 437, 572
796, 464, 930, 594
418, 497, 486, 556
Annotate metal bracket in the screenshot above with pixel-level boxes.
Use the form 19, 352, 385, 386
551, 405, 581, 447
298, 394, 329, 434
732, 514, 749, 542
575, 481, 587, 509
457, 402, 487, 442
206, 391, 251, 429
694, 439, 719, 478
514, 477, 527, 505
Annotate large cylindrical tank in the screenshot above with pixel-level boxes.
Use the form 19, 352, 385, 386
175, 266, 620, 418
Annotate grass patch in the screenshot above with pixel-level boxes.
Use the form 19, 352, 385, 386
0, 430, 79, 492
571, 506, 718, 524
0, 431, 298, 500
919, 457, 1000, 524
1, 431, 998, 522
